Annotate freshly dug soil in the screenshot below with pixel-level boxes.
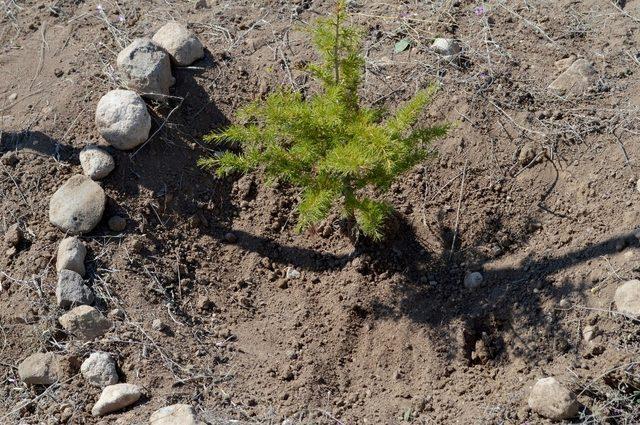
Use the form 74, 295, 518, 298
1, 0, 640, 423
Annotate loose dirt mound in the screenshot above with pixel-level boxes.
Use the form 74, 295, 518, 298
1, 1, 640, 423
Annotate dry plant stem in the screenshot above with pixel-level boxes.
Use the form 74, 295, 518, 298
450, 159, 468, 258
28, 22, 47, 91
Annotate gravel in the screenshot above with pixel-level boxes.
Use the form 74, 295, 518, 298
3, 223, 22, 247
463, 271, 484, 289
108, 215, 127, 232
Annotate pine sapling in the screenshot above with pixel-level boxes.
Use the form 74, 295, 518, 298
199, 0, 450, 240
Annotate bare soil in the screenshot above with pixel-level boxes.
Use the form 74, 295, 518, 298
1, 0, 640, 424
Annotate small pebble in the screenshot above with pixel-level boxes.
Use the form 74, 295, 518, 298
286, 267, 301, 279
108, 216, 126, 232
463, 271, 483, 289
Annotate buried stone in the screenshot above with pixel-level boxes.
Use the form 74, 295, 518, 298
59, 305, 112, 340
18, 352, 64, 386
528, 377, 579, 421
548, 59, 598, 96
614, 279, 640, 317
150, 404, 199, 425
49, 175, 106, 235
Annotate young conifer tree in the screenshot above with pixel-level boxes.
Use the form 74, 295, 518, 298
199, 0, 449, 240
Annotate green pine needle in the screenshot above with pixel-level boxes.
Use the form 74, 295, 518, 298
200, 0, 449, 241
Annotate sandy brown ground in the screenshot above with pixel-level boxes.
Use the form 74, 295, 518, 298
1, 0, 640, 423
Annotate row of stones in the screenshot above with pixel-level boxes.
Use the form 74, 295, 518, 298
20, 22, 206, 424
50, 22, 205, 236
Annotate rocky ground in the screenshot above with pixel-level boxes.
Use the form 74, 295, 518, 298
1, 0, 640, 424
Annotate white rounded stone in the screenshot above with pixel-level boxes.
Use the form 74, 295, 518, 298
528, 377, 579, 421
614, 279, 640, 317
152, 22, 204, 66
432, 38, 461, 56
150, 404, 198, 425
80, 145, 115, 180
95, 89, 151, 150
81, 352, 119, 388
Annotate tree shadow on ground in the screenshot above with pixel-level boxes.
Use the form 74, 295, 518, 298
210, 204, 635, 365
363, 217, 636, 364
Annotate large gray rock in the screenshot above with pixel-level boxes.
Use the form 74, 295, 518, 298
56, 236, 87, 277
59, 305, 112, 340
95, 89, 151, 150
614, 279, 640, 317
152, 22, 204, 66
548, 59, 597, 96
80, 145, 115, 180
49, 175, 106, 235
18, 352, 64, 385
92, 383, 142, 416
528, 377, 579, 421
81, 352, 119, 387
116, 38, 174, 100
150, 404, 198, 425
56, 270, 94, 309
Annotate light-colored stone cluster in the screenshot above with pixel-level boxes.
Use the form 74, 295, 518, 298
28, 20, 206, 420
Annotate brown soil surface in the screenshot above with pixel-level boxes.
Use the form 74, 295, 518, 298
2, 1, 640, 424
